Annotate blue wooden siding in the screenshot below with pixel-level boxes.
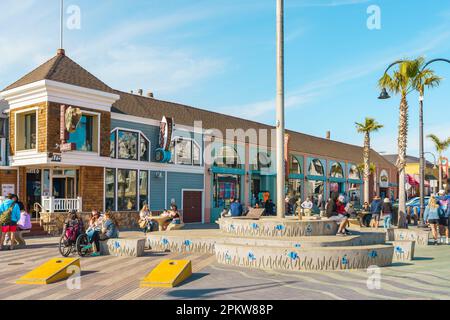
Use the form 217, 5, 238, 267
167, 172, 204, 209
149, 171, 166, 211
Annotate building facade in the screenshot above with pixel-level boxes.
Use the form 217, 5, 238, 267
0, 50, 398, 224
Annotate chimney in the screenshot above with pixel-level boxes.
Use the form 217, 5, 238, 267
57, 48, 65, 56
326, 131, 331, 140
138, 89, 143, 96
130, 90, 134, 94
147, 92, 154, 98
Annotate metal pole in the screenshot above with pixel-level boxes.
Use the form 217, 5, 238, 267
60, 0, 64, 49
419, 94, 425, 223
276, 0, 285, 219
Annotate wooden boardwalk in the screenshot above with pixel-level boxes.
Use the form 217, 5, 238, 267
0, 237, 215, 300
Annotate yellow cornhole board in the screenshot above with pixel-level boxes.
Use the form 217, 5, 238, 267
140, 260, 192, 288
16, 258, 80, 285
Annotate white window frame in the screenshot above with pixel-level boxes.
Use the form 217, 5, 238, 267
111, 128, 151, 162
170, 136, 202, 166
14, 107, 39, 154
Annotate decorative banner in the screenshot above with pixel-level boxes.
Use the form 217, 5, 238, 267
442, 157, 449, 179
60, 105, 69, 142
284, 133, 290, 179
159, 116, 174, 151
380, 169, 389, 188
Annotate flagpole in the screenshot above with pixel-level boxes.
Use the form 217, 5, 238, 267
60, 0, 64, 49
276, 0, 285, 219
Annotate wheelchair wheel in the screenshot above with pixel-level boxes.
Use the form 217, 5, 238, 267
59, 235, 73, 257
76, 233, 91, 257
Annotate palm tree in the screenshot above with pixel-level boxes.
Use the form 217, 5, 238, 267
427, 134, 450, 191
355, 118, 383, 203
379, 57, 441, 228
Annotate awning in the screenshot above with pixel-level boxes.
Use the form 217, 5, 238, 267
406, 174, 419, 187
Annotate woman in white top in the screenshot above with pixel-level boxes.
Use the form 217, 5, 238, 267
139, 204, 154, 233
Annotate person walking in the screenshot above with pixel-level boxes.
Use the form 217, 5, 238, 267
381, 198, 393, 229
0, 194, 21, 251
369, 196, 382, 229
424, 195, 444, 245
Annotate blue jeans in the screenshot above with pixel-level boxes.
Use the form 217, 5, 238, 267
383, 215, 392, 229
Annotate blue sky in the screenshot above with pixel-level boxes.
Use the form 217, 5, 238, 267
1, 0, 450, 160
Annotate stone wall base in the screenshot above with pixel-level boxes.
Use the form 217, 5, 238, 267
40, 211, 140, 236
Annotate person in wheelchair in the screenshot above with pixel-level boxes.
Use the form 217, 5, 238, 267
62, 210, 84, 244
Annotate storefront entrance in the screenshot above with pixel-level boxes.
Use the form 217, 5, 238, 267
182, 190, 203, 223
26, 169, 42, 213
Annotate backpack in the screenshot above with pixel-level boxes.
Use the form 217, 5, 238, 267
0, 202, 14, 225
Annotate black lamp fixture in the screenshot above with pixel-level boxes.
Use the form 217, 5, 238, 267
378, 88, 391, 100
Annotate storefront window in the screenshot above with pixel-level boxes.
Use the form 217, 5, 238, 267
305, 180, 324, 207
16, 111, 36, 151
169, 137, 201, 166
68, 115, 96, 152
330, 162, 344, 178
214, 146, 240, 168
118, 131, 138, 160
110, 132, 116, 158
289, 155, 302, 175
287, 179, 302, 200
42, 169, 50, 197
117, 169, 137, 211
139, 170, 149, 210
308, 159, 324, 176
213, 174, 241, 208
348, 164, 361, 180
0, 138, 5, 166
140, 134, 149, 162
348, 183, 361, 204
105, 168, 116, 211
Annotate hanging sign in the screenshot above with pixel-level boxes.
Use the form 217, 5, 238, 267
380, 169, 389, 188
159, 116, 174, 151
1, 184, 15, 197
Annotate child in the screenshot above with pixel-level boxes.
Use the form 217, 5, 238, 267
381, 198, 393, 229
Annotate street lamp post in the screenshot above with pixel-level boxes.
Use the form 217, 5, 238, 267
379, 58, 450, 225
276, 0, 285, 219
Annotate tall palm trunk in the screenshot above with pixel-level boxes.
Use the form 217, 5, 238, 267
363, 132, 370, 203
396, 96, 409, 228
438, 152, 443, 191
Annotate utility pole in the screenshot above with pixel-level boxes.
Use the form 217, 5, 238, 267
276, 0, 285, 219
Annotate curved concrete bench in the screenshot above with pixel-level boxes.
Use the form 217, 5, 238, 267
99, 238, 146, 257
215, 243, 394, 271
218, 217, 338, 237
391, 240, 415, 262
394, 229, 429, 246
147, 230, 386, 255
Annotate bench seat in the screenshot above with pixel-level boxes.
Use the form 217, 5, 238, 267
391, 240, 415, 262
99, 238, 146, 257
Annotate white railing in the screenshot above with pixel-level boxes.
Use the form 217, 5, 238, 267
42, 196, 82, 213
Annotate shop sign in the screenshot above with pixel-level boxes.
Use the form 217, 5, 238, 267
50, 154, 62, 162
1, 184, 15, 197
60, 143, 76, 152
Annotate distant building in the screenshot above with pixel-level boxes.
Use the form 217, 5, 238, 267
383, 154, 439, 196
0, 49, 398, 225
